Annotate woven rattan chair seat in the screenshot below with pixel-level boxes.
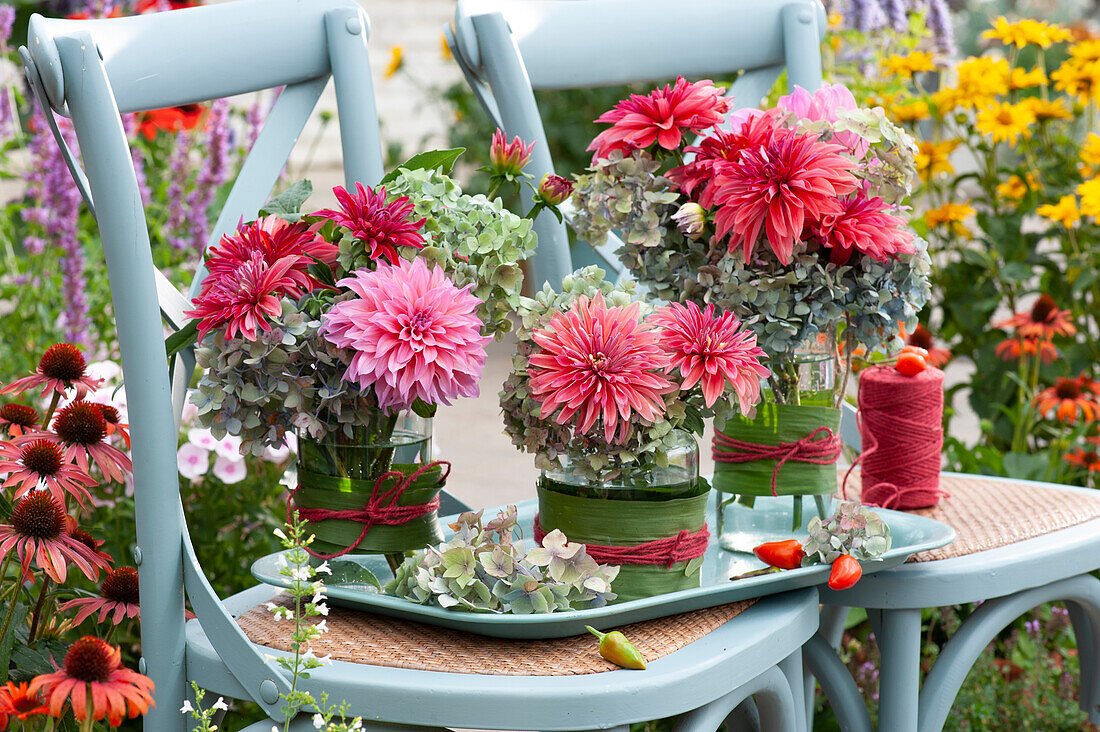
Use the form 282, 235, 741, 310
844, 470, 1100, 563
236, 597, 755, 675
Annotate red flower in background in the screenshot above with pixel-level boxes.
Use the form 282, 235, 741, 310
996, 335, 1057, 364
1, 344, 103, 400
996, 294, 1076, 340
1065, 447, 1100, 473
0, 493, 110, 583
136, 104, 205, 140
0, 438, 97, 506
0, 682, 49, 727
134, 0, 198, 12
906, 325, 952, 368
0, 403, 38, 437
1034, 378, 1098, 423
48, 400, 133, 483
60, 566, 142, 626
588, 77, 732, 161
313, 183, 425, 265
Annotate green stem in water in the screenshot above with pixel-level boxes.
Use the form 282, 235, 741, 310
814, 494, 829, 522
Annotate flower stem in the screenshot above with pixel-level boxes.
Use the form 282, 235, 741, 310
41, 392, 62, 430
27, 577, 51, 643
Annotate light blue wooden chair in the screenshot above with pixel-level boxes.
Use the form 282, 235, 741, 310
21, 1, 820, 730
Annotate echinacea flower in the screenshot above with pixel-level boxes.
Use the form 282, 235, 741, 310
777, 83, 868, 156
67, 525, 113, 567
528, 293, 673, 444
0, 403, 38, 437
809, 193, 914, 263
711, 131, 858, 264
60, 566, 141, 626
0, 492, 110, 583
95, 404, 130, 449
321, 258, 490, 413
996, 336, 1058, 364
1065, 448, 1100, 473
204, 215, 338, 298
1077, 372, 1100, 396
489, 129, 536, 177
29, 636, 155, 726
312, 183, 425, 265
669, 109, 781, 204
649, 301, 769, 411
47, 400, 133, 483
906, 325, 952, 368
0, 344, 103, 400
996, 294, 1076, 340
0, 682, 49, 727
0, 438, 96, 506
185, 252, 302, 341
588, 77, 732, 161
1035, 378, 1098, 423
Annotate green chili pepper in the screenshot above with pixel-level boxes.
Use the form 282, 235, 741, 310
585, 625, 647, 670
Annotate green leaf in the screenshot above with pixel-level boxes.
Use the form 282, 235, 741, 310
307, 260, 336, 288
327, 560, 382, 591
411, 398, 437, 419
0, 602, 28, 683
9, 636, 67, 682
260, 180, 314, 218
378, 148, 465, 187
165, 319, 199, 359
1002, 451, 1048, 481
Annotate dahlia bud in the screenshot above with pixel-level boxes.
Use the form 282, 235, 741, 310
488, 128, 535, 177
672, 202, 707, 240
537, 174, 574, 206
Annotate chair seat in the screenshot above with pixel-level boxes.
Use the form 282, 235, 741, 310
186, 585, 818, 729
824, 472, 1100, 608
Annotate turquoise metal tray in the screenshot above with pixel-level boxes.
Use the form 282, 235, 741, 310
252, 493, 954, 638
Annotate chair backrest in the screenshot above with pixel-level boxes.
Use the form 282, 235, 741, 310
447, 0, 827, 290
21, 2, 382, 726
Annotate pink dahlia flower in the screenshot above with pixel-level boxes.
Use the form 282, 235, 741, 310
205, 215, 337, 298
650, 302, 770, 412
185, 252, 301, 341
588, 77, 732, 161
313, 183, 425, 265
489, 129, 536, 176
321, 258, 490, 413
669, 108, 782, 205
528, 294, 674, 444
810, 193, 914, 264
778, 84, 868, 157
711, 131, 858, 264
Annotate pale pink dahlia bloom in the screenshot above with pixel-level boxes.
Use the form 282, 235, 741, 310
321, 258, 490, 413
712, 131, 858, 264
650, 302, 770, 412
313, 183, 425, 265
778, 83, 868, 157
528, 294, 674, 444
588, 77, 732, 161
810, 193, 914, 264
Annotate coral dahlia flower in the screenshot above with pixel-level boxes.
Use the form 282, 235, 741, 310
809, 193, 914, 263
906, 325, 952, 368
0, 492, 110, 583
588, 77, 732, 161
185, 252, 302, 341
43, 400, 132, 483
669, 108, 782, 205
0, 682, 48, 727
1034, 378, 1098, 423
528, 293, 674, 444
321, 258, 490, 413
0, 403, 38, 437
0, 438, 96, 506
711, 131, 858, 264
313, 183, 425, 265
29, 636, 155, 726
650, 301, 770, 411
995, 294, 1076, 340
204, 215, 337, 298
60, 566, 142, 626
0, 344, 103, 400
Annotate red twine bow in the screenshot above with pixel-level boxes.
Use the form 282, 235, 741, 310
287, 460, 450, 560
712, 426, 843, 496
533, 515, 708, 568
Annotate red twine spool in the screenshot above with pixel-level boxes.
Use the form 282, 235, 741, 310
844, 365, 945, 510
532, 516, 708, 568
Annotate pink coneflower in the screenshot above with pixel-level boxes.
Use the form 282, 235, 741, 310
312, 183, 425, 265
650, 301, 770, 411
95, 404, 130, 449
0, 492, 110, 583
60, 566, 141, 626
588, 77, 732, 161
489, 129, 536, 176
67, 525, 113, 567
995, 294, 1076, 340
0, 344, 103, 400
0, 438, 97, 506
49, 401, 132, 483
185, 252, 302, 341
321, 258, 490, 413
29, 636, 155, 726
528, 293, 674, 444
0, 403, 38, 437
204, 215, 337, 298
669, 108, 781, 204
809, 193, 914, 263
711, 131, 858, 264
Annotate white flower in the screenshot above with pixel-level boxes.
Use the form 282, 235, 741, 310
212, 697, 228, 712
314, 560, 332, 575
180, 700, 194, 714
313, 714, 326, 729
212, 456, 247, 484
316, 619, 328, 634
311, 588, 327, 605
176, 443, 210, 480
291, 566, 311, 582
315, 602, 329, 617
188, 427, 220, 451
273, 528, 288, 542
213, 433, 243, 460
263, 441, 291, 463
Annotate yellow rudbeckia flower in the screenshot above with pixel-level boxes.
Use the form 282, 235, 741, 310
976, 102, 1037, 146
1079, 177, 1100, 218
915, 140, 960, 180
983, 17, 1071, 49
1022, 97, 1073, 121
1082, 133, 1100, 168
1010, 67, 1048, 89
882, 51, 937, 80
1037, 195, 1081, 227
925, 203, 975, 237
384, 46, 405, 79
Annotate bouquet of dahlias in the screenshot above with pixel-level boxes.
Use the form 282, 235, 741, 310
571, 78, 932, 408
174, 152, 541, 562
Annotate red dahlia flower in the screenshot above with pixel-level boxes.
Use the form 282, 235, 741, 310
204, 215, 338, 298
489, 129, 536, 177
185, 252, 302, 341
809, 193, 914, 264
669, 108, 782, 205
313, 183, 425, 265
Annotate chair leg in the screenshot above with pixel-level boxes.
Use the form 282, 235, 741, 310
806, 605, 849, 725
1066, 597, 1100, 724
778, 649, 807, 732
724, 698, 761, 731
674, 665, 796, 732
803, 634, 873, 732
874, 608, 922, 732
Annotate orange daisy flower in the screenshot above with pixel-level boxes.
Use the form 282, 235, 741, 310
1035, 378, 1098, 423
29, 636, 155, 726
995, 336, 1058, 364
1065, 448, 1100, 473
0, 682, 49, 727
906, 325, 952, 367
995, 293, 1076, 340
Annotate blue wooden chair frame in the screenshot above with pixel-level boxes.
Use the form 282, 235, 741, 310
21, 2, 821, 730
